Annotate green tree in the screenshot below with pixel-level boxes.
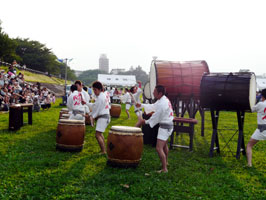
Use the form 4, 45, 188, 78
119, 65, 149, 85
0, 20, 20, 62
77, 69, 107, 86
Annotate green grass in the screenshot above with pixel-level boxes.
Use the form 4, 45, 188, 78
0, 100, 266, 199
0, 66, 71, 84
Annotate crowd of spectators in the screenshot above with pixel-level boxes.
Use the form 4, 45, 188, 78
0, 65, 55, 112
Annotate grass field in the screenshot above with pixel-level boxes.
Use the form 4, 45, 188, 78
0, 100, 266, 199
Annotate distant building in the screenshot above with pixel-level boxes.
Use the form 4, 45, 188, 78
99, 54, 109, 73
110, 68, 126, 75
256, 74, 266, 91
74, 70, 83, 77
98, 74, 136, 86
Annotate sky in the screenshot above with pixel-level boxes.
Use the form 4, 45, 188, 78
0, 0, 265, 75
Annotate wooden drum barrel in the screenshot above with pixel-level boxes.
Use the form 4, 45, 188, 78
56, 119, 85, 152
110, 104, 121, 118
107, 126, 143, 167
149, 60, 209, 100
60, 113, 70, 119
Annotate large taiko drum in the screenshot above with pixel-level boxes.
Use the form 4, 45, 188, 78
143, 81, 151, 100
200, 72, 256, 111
150, 60, 209, 100
107, 126, 143, 167
60, 113, 70, 119
56, 119, 85, 152
110, 104, 121, 118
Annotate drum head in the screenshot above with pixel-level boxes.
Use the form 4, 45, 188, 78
150, 61, 157, 99
59, 119, 85, 124
143, 82, 151, 100
249, 73, 256, 109
110, 126, 142, 133
61, 108, 69, 111
111, 104, 121, 107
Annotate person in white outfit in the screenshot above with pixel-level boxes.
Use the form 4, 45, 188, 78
122, 88, 132, 119
75, 80, 90, 114
136, 85, 174, 173
82, 81, 110, 154
130, 81, 143, 120
247, 89, 266, 167
67, 84, 85, 121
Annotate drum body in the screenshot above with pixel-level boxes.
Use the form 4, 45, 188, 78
9, 104, 22, 131
150, 60, 209, 100
200, 72, 256, 111
143, 81, 151, 100
107, 126, 143, 167
56, 119, 85, 152
110, 104, 121, 118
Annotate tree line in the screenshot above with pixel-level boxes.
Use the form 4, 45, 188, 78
0, 20, 76, 80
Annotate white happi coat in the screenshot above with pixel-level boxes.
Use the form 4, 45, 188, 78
89, 92, 110, 119
252, 101, 266, 125
67, 90, 85, 120
143, 95, 174, 128
81, 89, 90, 113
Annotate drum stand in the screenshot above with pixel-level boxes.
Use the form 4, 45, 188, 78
209, 109, 246, 159
172, 98, 205, 136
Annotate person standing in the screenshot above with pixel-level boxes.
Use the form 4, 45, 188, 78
82, 81, 110, 154
136, 85, 174, 173
122, 88, 132, 119
130, 81, 143, 120
75, 80, 90, 114
247, 89, 266, 167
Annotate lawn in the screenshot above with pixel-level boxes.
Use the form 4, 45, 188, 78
0, 100, 266, 199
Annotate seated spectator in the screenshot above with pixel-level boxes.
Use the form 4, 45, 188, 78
33, 96, 40, 112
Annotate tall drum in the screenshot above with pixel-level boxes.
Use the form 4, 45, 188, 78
107, 126, 143, 167
56, 119, 85, 152
150, 60, 209, 100
143, 81, 151, 100
200, 72, 256, 111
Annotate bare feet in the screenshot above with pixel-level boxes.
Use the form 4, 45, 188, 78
157, 169, 168, 173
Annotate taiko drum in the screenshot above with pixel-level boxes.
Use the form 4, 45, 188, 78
110, 104, 121, 118
149, 60, 209, 100
107, 126, 143, 167
56, 119, 85, 152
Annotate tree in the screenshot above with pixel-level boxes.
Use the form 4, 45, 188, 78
0, 20, 20, 62
77, 69, 107, 86
118, 65, 149, 85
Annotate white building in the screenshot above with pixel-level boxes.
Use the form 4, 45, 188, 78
257, 75, 266, 91
99, 54, 109, 73
98, 74, 136, 86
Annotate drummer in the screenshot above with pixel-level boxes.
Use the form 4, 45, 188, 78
123, 88, 132, 119
130, 81, 143, 120
247, 89, 266, 167
67, 84, 85, 120
136, 85, 174, 173
75, 80, 90, 114
82, 81, 110, 154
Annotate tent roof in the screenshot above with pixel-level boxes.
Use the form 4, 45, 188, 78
98, 74, 136, 86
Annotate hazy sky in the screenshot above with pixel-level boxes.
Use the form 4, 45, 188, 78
1, 0, 265, 75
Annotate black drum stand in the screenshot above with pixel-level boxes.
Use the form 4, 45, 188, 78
209, 109, 246, 159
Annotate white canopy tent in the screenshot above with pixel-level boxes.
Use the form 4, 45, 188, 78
257, 76, 266, 91
98, 74, 136, 87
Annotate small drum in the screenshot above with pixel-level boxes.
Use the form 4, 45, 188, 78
200, 72, 256, 111
9, 104, 22, 131
110, 104, 121, 118
107, 126, 143, 167
59, 108, 69, 118
150, 60, 209, 100
56, 119, 85, 152
60, 113, 70, 119
143, 81, 151, 100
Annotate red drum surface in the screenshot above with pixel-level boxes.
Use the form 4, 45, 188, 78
150, 60, 209, 100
